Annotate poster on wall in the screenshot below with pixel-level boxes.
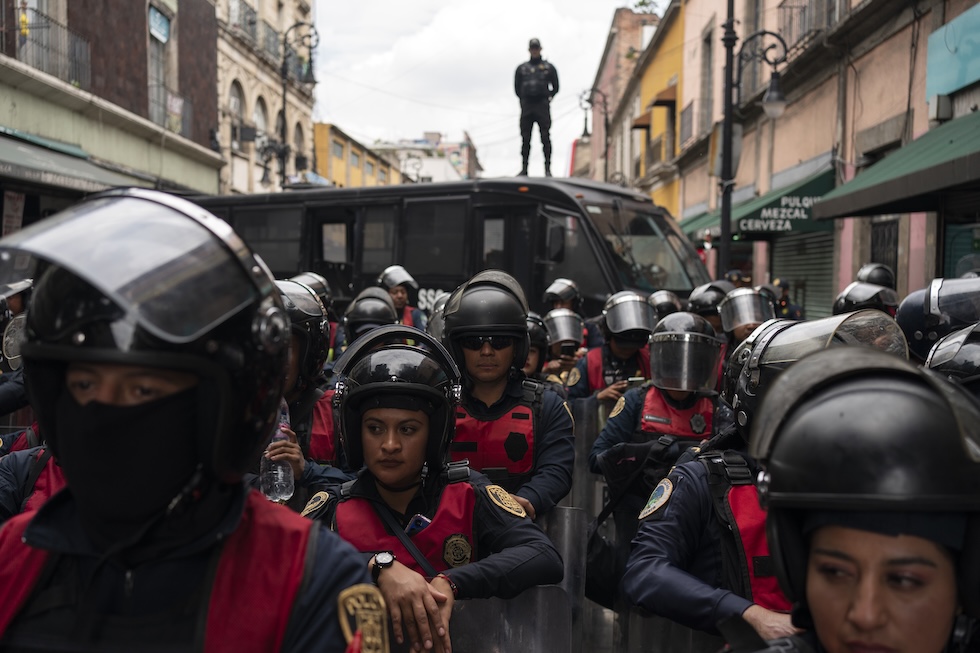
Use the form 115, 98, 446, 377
2, 191, 25, 237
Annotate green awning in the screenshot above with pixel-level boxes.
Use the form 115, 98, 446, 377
0, 133, 138, 193
734, 169, 835, 235
813, 110, 980, 219
679, 209, 719, 237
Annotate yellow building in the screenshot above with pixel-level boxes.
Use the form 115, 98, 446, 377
314, 123, 402, 188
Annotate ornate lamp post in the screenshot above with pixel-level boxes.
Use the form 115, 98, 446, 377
276, 21, 318, 188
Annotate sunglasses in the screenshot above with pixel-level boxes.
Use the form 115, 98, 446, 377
458, 335, 515, 351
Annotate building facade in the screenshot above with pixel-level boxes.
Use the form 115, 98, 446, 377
372, 132, 483, 183
313, 123, 402, 188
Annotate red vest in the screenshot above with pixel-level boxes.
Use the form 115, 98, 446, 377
310, 389, 338, 464
22, 449, 66, 515
586, 347, 651, 392
400, 306, 414, 328
0, 491, 313, 651
452, 404, 535, 478
638, 386, 714, 439
335, 483, 476, 574
726, 483, 792, 611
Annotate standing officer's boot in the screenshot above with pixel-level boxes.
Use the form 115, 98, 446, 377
519, 158, 529, 176
544, 162, 552, 177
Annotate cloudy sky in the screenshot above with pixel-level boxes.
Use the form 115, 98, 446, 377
313, 1, 642, 178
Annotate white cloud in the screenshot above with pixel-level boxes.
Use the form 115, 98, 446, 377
314, 0, 632, 178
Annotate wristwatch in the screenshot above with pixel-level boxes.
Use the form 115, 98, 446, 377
371, 551, 395, 583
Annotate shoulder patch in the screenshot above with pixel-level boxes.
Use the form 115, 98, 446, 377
301, 490, 330, 518
638, 478, 674, 520
338, 583, 389, 653
486, 484, 527, 518
443, 533, 473, 567
566, 367, 581, 387
609, 396, 626, 419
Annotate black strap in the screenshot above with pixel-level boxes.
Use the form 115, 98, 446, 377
25, 426, 39, 449
22, 447, 53, 509
371, 501, 439, 578
594, 446, 655, 527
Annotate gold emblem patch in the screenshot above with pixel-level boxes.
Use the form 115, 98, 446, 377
443, 533, 473, 567
609, 396, 626, 419
338, 583, 389, 653
566, 367, 581, 387
486, 484, 527, 518
300, 491, 330, 517
638, 478, 673, 520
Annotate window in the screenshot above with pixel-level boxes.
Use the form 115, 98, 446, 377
321, 223, 347, 263
402, 200, 467, 277
538, 212, 607, 300
350, 151, 361, 169
332, 140, 344, 158
148, 6, 170, 128
361, 205, 397, 274
229, 81, 245, 151
379, 168, 387, 183
233, 207, 303, 276
365, 160, 375, 176
293, 123, 306, 170
253, 97, 269, 140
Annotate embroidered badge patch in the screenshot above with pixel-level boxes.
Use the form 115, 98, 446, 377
638, 478, 673, 520
301, 491, 330, 517
486, 484, 527, 517
443, 533, 473, 567
338, 584, 389, 653
566, 368, 581, 387
690, 413, 707, 435
609, 396, 626, 419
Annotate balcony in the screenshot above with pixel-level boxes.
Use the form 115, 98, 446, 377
149, 84, 193, 139
12, 8, 91, 90
779, 0, 838, 53
260, 20, 279, 62
228, 0, 257, 44
679, 99, 713, 149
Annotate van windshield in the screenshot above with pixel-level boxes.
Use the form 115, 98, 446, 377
584, 203, 710, 293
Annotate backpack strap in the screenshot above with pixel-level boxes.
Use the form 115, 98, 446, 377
700, 450, 754, 598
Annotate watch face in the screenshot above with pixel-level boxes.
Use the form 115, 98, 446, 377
376, 551, 394, 566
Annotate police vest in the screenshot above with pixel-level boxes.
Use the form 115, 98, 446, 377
519, 61, 551, 99
400, 306, 414, 329
451, 381, 543, 490
635, 385, 714, 440
700, 451, 792, 612
0, 490, 315, 651
586, 346, 651, 393
336, 482, 476, 574
309, 389, 338, 464
21, 448, 66, 515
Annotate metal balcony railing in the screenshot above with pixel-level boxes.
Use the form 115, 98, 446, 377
680, 99, 713, 148
149, 84, 193, 139
779, 0, 838, 50
260, 20, 279, 61
229, 0, 257, 44
645, 135, 664, 170
13, 7, 90, 90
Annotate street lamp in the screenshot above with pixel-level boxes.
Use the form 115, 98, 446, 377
277, 21, 319, 189
718, 2, 788, 276
587, 88, 611, 182
579, 90, 591, 143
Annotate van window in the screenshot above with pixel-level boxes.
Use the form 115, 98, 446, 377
233, 207, 303, 275
541, 212, 607, 301
362, 205, 397, 275
321, 223, 347, 263
483, 217, 506, 269
402, 200, 466, 277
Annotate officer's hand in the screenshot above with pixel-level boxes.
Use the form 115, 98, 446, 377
376, 560, 451, 652
429, 576, 456, 653
511, 494, 536, 520
741, 604, 802, 640
265, 428, 305, 479
597, 380, 628, 402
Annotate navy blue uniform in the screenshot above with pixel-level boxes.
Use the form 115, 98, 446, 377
0, 446, 48, 524
0, 367, 28, 417
565, 345, 646, 402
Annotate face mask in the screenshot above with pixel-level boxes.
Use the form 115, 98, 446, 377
54, 388, 201, 547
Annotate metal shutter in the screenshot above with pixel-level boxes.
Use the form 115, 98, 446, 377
770, 232, 835, 319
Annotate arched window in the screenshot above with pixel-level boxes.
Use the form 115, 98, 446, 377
253, 96, 269, 141
293, 123, 306, 171
229, 81, 245, 151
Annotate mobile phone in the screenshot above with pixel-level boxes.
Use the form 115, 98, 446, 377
560, 343, 578, 357
626, 376, 646, 389
405, 513, 432, 536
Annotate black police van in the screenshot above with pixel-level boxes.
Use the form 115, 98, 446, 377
191, 177, 710, 317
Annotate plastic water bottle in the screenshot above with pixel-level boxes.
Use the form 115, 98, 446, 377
260, 398, 294, 502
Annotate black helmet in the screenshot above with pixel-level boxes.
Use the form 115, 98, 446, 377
543, 307, 583, 346
276, 279, 329, 394
648, 290, 683, 322
730, 311, 908, 437
723, 269, 744, 285
649, 312, 722, 393
333, 325, 462, 480
896, 278, 980, 361
856, 262, 895, 289
543, 277, 581, 309
442, 270, 530, 373
526, 311, 549, 373
377, 264, 418, 290
718, 288, 775, 333
602, 291, 655, 340
754, 284, 780, 305
751, 348, 980, 616
8, 188, 289, 482
290, 271, 333, 318
425, 290, 452, 342
832, 281, 900, 316
343, 287, 398, 342
687, 281, 733, 317
926, 321, 980, 398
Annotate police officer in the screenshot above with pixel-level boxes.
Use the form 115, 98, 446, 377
333, 285, 399, 356
648, 290, 683, 323
0, 440, 65, 525
0, 278, 31, 416
896, 276, 980, 363
378, 264, 426, 331
303, 326, 563, 652
542, 277, 603, 349
855, 261, 896, 289
290, 271, 340, 365
718, 287, 775, 360
515, 38, 559, 177
733, 347, 980, 653
687, 281, 735, 337
426, 290, 452, 343
771, 278, 804, 320
522, 311, 566, 397
0, 189, 381, 651
832, 280, 900, 316
442, 270, 575, 520
542, 307, 584, 383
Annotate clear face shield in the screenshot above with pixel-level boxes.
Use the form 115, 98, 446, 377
378, 265, 418, 290
649, 332, 723, 392
930, 278, 980, 329
719, 290, 776, 333
543, 308, 583, 345
604, 294, 655, 334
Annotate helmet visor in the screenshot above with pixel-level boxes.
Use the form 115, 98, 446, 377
0, 196, 257, 344
926, 322, 980, 371
759, 310, 908, 366
276, 280, 324, 319
933, 278, 980, 326
379, 265, 418, 290
544, 309, 583, 345
650, 333, 722, 392
720, 293, 775, 332
604, 298, 655, 334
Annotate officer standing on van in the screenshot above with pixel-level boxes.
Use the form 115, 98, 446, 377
515, 38, 559, 177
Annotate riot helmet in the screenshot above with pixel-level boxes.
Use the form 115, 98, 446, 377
525, 311, 549, 374
754, 284, 780, 306
730, 311, 908, 438
543, 308, 584, 346
648, 290, 683, 322
649, 312, 723, 393
926, 321, 980, 398
377, 264, 419, 290
718, 287, 775, 334
856, 262, 895, 289
543, 277, 581, 310
832, 281, 899, 317
687, 281, 734, 316
442, 270, 529, 373
0, 279, 31, 372
6, 188, 289, 483
343, 287, 398, 343
290, 271, 333, 318
601, 291, 655, 346
334, 325, 461, 481
425, 290, 452, 342
751, 348, 980, 617
896, 277, 980, 361
276, 279, 329, 394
